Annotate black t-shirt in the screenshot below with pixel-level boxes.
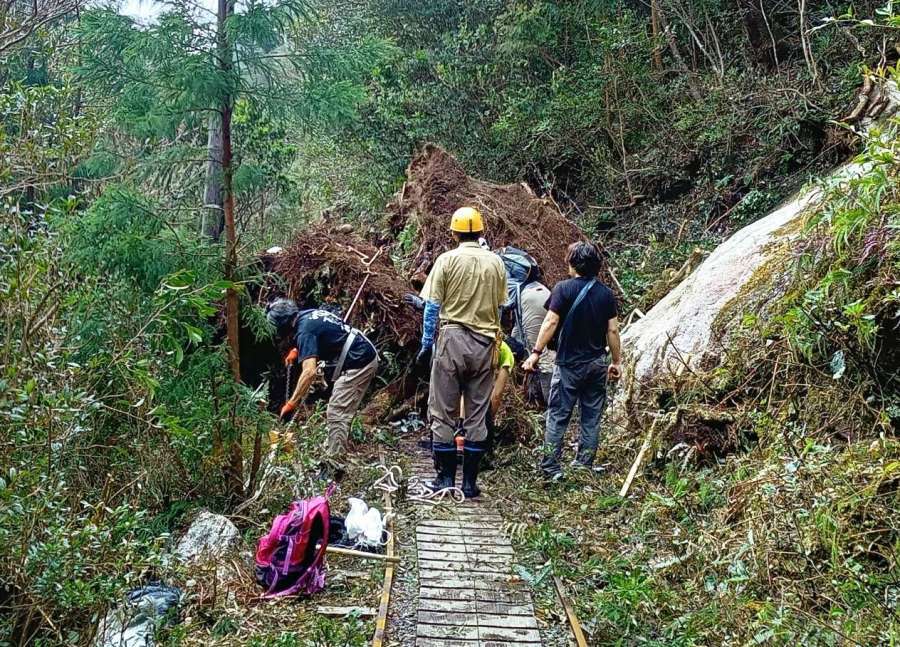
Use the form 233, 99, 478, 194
294, 310, 376, 378
545, 277, 617, 366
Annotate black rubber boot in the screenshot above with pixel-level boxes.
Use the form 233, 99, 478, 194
427, 450, 457, 492
462, 449, 482, 499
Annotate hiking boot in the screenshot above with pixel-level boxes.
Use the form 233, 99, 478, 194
543, 471, 565, 485
461, 448, 483, 499
571, 460, 606, 474
426, 450, 457, 492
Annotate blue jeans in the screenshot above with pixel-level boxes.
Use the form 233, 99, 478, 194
540, 357, 608, 476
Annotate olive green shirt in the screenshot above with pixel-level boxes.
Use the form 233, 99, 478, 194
420, 242, 507, 339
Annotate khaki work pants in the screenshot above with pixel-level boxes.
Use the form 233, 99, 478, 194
428, 325, 494, 445
324, 358, 378, 463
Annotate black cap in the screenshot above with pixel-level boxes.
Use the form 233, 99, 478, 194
265, 298, 300, 334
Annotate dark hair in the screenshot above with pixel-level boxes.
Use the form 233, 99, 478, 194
455, 231, 481, 243
566, 241, 602, 277
265, 298, 300, 336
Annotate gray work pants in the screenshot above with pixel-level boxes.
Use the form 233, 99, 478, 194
325, 358, 379, 464
428, 325, 494, 445
541, 357, 608, 476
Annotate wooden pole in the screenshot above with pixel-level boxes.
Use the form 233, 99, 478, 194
371, 478, 396, 647
325, 545, 400, 564
620, 419, 658, 498
553, 575, 588, 647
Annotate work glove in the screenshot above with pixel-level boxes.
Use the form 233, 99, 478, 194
279, 400, 297, 422
402, 293, 425, 311
415, 346, 433, 373
284, 348, 299, 367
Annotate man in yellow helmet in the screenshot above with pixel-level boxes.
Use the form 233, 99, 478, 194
417, 206, 507, 498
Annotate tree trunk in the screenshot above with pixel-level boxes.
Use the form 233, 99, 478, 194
202, 113, 224, 241
222, 106, 240, 386
656, 2, 702, 100
738, 0, 776, 70
217, 0, 243, 500
650, 0, 663, 71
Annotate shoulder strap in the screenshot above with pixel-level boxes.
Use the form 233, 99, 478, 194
331, 330, 357, 383
557, 279, 597, 352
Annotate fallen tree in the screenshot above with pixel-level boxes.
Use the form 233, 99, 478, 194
246, 144, 603, 417
386, 143, 593, 288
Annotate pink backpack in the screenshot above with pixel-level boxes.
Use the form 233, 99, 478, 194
254, 485, 334, 597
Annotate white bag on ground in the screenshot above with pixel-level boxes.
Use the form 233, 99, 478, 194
344, 497, 384, 548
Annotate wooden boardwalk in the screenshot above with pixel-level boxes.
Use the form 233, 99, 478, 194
409, 457, 543, 646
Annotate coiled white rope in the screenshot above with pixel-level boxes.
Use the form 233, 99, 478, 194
373, 464, 465, 504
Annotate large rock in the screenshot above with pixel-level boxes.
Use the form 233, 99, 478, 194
619, 81, 899, 410
621, 189, 816, 389
173, 510, 241, 564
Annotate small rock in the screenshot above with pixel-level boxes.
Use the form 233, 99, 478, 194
173, 511, 241, 564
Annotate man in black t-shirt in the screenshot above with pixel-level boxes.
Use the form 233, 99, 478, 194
266, 299, 378, 476
522, 242, 622, 480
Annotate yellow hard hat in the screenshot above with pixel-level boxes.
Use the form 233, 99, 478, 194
450, 206, 484, 233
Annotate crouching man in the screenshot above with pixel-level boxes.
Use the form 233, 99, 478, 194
266, 298, 379, 478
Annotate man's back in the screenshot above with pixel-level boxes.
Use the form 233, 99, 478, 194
520, 282, 555, 370
545, 277, 617, 365
295, 309, 375, 372
421, 242, 507, 338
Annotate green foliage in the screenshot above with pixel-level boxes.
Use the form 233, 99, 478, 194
62, 188, 217, 291
778, 116, 899, 386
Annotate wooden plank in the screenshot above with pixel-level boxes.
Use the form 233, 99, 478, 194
415, 640, 478, 647
326, 545, 400, 563
416, 598, 476, 614
418, 571, 515, 584
418, 519, 503, 530
416, 611, 479, 627
371, 479, 396, 647
475, 614, 539, 630
416, 528, 507, 539
420, 545, 514, 556
416, 624, 478, 640
418, 611, 538, 630
475, 601, 535, 616
478, 627, 542, 642
418, 550, 512, 563
418, 587, 531, 605
418, 586, 476, 601
418, 560, 512, 574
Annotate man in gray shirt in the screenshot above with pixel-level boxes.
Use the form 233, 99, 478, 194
519, 278, 556, 403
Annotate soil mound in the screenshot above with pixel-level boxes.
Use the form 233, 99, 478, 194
388, 144, 590, 287
270, 226, 418, 346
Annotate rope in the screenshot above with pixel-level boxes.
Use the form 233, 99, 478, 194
372, 464, 465, 505
407, 476, 465, 504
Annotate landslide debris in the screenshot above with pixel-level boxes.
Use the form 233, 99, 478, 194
386, 143, 592, 288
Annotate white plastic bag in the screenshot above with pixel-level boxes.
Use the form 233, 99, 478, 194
344, 497, 384, 548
